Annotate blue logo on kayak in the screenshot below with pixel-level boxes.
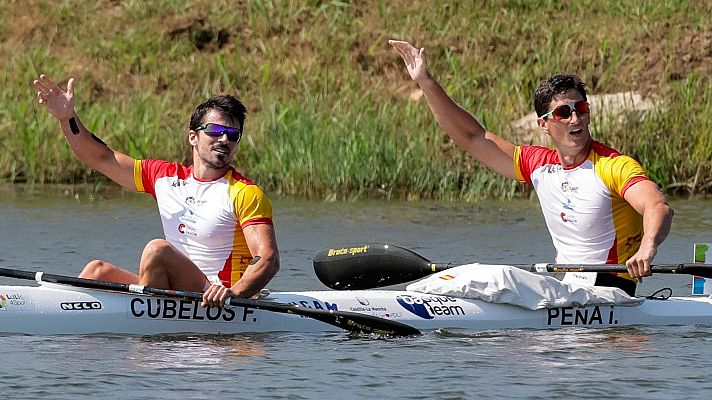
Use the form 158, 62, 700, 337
397, 294, 465, 319
396, 295, 433, 319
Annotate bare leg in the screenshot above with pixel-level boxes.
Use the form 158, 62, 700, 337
78, 260, 139, 284
138, 239, 208, 291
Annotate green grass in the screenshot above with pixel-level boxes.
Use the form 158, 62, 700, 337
0, 0, 710, 199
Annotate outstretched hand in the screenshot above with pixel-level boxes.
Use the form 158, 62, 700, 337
34, 75, 76, 120
388, 40, 429, 82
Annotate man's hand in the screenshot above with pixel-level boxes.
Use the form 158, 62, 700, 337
202, 284, 234, 308
34, 75, 76, 120
622, 180, 674, 283
626, 244, 657, 281
388, 40, 429, 82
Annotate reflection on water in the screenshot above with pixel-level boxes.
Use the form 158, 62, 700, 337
435, 326, 653, 355
128, 335, 270, 369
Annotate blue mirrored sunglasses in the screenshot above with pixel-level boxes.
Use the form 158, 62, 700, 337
195, 123, 242, 142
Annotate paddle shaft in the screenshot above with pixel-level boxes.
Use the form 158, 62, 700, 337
0, 267, 420, 336
427, 262, 712, 276
313, 243, 712, 290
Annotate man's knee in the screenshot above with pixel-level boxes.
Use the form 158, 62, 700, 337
139, 239, 178, 273
141, 239, 173, 261
79, 260, 111, 279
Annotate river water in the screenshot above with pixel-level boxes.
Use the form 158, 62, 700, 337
1, 186, 711, 399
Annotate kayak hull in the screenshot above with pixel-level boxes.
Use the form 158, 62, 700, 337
2, 283, 712, 335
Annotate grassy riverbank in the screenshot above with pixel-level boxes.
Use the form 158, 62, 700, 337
1, 1, 710, 199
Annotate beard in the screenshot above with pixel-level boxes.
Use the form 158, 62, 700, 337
197, 144, 233, 170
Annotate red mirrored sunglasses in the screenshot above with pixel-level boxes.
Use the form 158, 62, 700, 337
539, 100, 590, 121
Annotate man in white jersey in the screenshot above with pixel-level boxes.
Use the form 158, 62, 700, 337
34, 74, 279, 307
389, 40, 673, 295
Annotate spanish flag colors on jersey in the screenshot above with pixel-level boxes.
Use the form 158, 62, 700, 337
134, 159, 273, 287
514, 141, 648, 280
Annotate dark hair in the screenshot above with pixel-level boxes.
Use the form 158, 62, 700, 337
189, 95, 247, 132
533, 74, 587, 117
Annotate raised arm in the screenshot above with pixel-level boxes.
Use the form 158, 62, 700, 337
623, 180, 674, 279
389, 40, 517, 179
34, 75, 137, 191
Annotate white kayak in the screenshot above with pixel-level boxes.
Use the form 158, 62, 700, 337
2, 281, 712, 335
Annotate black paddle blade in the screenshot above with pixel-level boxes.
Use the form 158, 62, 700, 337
313, 310, 421, 336
313, 244, 436, 290
230, 297, 421, 336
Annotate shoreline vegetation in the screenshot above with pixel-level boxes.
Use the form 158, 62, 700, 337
1, 1, 710, 201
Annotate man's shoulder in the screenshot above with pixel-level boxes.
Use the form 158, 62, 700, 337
589, 142, 643, 169
517, 144, 560, 167
141, 159, 192, 179
589, 142, 648, 192
227, 168, 273, 221
226, 168, 269, 199
227, 167, 258, 186
590, 141, 623, 158
519, 144, 557, 156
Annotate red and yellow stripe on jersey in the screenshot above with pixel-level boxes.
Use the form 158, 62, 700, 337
134, 159, 273, 287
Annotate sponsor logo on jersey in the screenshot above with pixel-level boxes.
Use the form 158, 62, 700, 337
560, 212, 578, 224
625, 233, 643, 246
562, 199, 575, 211
543, 164, 562, 174
184, 196, 208, 208
179, 209, 197, 224
177, 223, 198, 237
561, 181, 578, 193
